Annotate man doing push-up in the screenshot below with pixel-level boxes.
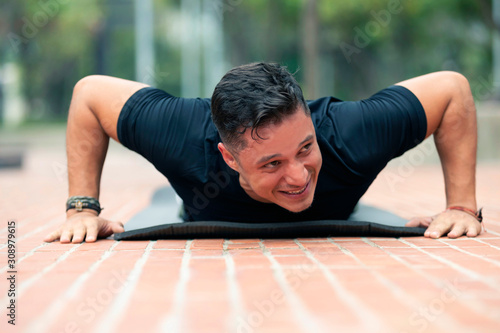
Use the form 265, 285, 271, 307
44, 62, 482, 243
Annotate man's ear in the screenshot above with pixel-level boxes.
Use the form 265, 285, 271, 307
218, 142, 240, 172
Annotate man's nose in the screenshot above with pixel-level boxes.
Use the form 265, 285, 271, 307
284, 161, 308, 186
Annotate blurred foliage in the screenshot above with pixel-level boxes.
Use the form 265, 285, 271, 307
0, 0, 496, 122
314, 0, 493, 98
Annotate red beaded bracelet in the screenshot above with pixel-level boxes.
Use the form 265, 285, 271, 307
446, 206, 483, 223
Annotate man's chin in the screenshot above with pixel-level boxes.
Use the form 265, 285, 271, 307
279, 200, 313, 213
273, 182, 316, 213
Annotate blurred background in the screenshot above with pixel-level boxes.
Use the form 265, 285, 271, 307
0, 0, 499, 161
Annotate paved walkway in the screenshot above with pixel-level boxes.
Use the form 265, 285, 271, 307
1, 133, 499, 333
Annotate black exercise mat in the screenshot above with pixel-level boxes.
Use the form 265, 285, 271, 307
113, 186, 426, 240
114, 220, 425, 240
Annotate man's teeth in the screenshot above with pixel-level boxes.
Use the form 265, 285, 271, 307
284, 187, 306, 194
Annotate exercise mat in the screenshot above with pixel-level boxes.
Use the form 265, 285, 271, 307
114, 187, 426, 240
114, 220, 425, 240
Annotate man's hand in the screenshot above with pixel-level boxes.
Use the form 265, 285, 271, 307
406, 209, 482, 239
44, 212, 124, 243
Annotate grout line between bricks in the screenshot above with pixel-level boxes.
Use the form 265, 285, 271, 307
296, 239, 387, 332
95, 241, 156, 333
364, 238, 500, 322
223, 239, 246, 332
438, 239, 500, 268
332, 238, 461, 333
26, 241, 121, 333
399, 238, 492, 289
0, 242, 48, 274
446, 237, 500, 240
0, 214, 64, 248
398, 239, 499, 289
473, 238, 500, 250
19, 243, 83, 295
398, 238, 500, 311
260, 240, 327, 333
0, 209, 62, 234
1, 243, 83, 309
159, 240, 193, 333
484, 230, 500, 237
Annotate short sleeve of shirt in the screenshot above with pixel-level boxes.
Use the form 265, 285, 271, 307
117, 87, 216, 181
316, 85, 427, 177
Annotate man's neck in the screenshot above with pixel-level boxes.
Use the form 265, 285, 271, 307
238, 175, 272, 203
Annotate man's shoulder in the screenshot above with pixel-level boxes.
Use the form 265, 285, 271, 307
307, 96, 343, 110
307, 96, 343, 133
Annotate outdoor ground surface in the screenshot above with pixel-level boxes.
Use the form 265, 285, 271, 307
1, 126, 499, 333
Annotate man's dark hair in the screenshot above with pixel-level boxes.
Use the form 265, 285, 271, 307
211, 62, 310, 152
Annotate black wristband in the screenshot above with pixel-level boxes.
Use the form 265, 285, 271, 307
66, 196, 103, 215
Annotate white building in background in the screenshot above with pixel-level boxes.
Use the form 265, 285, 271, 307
135, 0, 155, 86
134, 0, 225, 98
0, 62, 26, 128
180, 0, 225, 98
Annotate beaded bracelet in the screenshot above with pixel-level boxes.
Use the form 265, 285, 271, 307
66, 196, 103, 215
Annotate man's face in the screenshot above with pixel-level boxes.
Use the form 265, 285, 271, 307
219, 108, 322, 213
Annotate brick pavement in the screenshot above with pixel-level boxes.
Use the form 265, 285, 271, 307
1, 137, 499, 333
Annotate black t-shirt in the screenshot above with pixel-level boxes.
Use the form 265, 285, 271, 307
117, 85, 427, 222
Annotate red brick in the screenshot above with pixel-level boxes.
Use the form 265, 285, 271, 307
226, 243, 260, 250
190, 249, 224, 257
402, 238, 449, 247
229, 249, 265, 257
76, 239, 116, 251
4, 142, 500, 332
191, 238, 224, 249
268, 248, 307, 256
370, 240, 412, 248
232, 255, 269, 268
114, 251, 183, 332
261, 240, 299, 248
440, 239, 491, 247
46, 250, 144, 333
154, 239, 189, 249
227, 238, 261, 243
478, 238, 500, 247
113, 240, 150, 251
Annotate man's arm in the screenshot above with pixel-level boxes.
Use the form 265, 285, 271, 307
44, 75, 148, 243
396, 71, 481, 238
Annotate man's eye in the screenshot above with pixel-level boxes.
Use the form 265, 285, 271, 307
301, 143, 312, 153
265, 160, 281, 168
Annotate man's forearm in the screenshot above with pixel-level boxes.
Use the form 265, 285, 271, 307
398, 72, 481, 238
66, 81, 110, 204
434, 91, 478, 211
45, 76, 146, 243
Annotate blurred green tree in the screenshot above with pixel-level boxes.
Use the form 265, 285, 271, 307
2, 1, 105, 120
0, 0, 495, 123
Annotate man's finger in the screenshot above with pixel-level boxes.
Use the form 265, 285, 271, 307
110, 221, 125, 234
85, 223, 99, 243
405, 219, 420, 227
97, 220, 124, 238
72, 230, 86, 243
406, 216, 433, 228
424, 221, 452, 239
60, 229, 74, 244
466, 223, 481, 237
43, 230, 60, 243
85, 233, 97, 243
447, 223, 467, 239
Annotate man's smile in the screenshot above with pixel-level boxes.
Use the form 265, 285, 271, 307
277, 179, 311, 199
